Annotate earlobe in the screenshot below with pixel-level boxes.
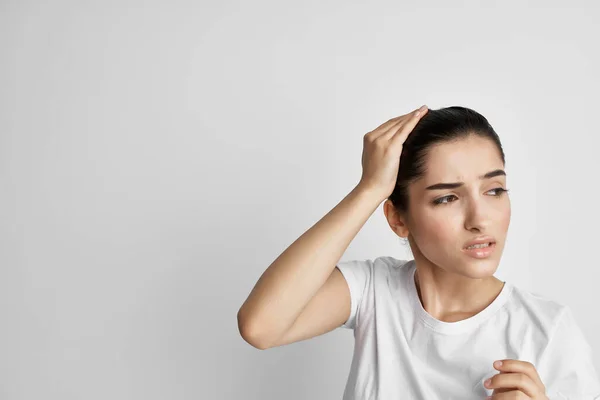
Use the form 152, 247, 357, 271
392, 223, 409, 239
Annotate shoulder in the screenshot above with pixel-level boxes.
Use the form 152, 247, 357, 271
372, 255, 413, 272
365, 256, 414, 283
335, 255, 413, 289
509, 285, 567, 317
337, 255, 412, 275
505, 284, 570, 340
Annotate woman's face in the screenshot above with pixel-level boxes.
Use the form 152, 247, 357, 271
404, 135, 511, 278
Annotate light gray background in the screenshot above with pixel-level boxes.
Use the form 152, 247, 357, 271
1, 1, 599, 399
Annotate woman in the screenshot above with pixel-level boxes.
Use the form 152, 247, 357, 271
237, 105, 600, 399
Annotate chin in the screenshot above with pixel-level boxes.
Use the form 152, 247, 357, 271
461, 259, 500, 278
425, 255, 498, 279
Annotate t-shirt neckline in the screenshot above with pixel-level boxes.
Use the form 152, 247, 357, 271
405, 259, 513, 334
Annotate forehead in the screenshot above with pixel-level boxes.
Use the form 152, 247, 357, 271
421, 135, 504, 182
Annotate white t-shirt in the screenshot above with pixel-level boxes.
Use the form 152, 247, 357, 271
335, 256, 600, 400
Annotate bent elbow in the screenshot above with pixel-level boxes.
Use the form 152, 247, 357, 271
237, 312, 272, 350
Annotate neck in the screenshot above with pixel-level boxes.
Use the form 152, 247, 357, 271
412, 257, 505, 323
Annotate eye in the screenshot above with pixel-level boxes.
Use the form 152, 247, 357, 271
432, 194, 457, 205
432, 188, 509, 206
488, 187, 509, 196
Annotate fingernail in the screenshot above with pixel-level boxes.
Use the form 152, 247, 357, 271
484, 378, 491, 387
494, 361, 502, 368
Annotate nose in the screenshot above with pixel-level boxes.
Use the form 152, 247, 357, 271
463, 197, 491, 232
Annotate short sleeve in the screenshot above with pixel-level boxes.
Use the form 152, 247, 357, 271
335, 259, 374, 330
537, 306, 600, 399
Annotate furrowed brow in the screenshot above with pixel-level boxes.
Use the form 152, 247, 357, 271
425, 169, 506, 191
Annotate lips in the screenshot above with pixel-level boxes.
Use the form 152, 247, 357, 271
463, 236, 496, 249
462, 241, 496, 258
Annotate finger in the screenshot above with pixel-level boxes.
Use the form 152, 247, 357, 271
370, 106, 424, 139
493, 360, 545, 390
368, 115, 406, 138
374, 116, 406, 140
490, 387, 512, 396
485, 372, 538, 398
378, 105, 427, 142
385, 105, 428, 146
488, 389, 528, 399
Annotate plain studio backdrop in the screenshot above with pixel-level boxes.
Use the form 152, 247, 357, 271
1, 0, 599, 399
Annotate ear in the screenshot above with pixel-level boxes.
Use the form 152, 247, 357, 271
383, 199, 409, 238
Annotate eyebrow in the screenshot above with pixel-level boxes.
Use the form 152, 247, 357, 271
425, 169, 506, 190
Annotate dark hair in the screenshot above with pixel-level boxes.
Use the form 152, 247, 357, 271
389, 106, 505, 215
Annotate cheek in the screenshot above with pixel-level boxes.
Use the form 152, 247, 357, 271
501, 205, 511, 230
493, 198, 511, 230
413, 210, 458, 247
